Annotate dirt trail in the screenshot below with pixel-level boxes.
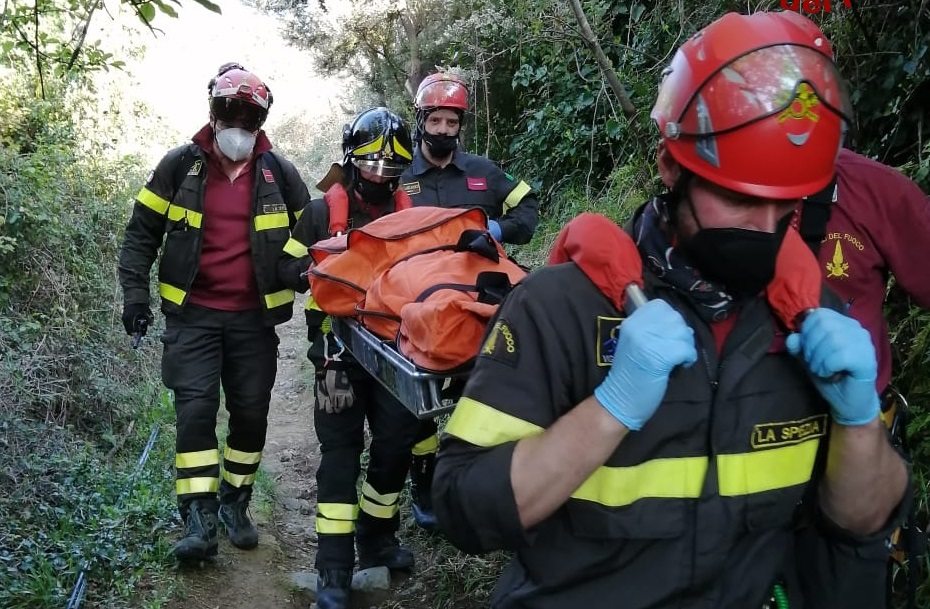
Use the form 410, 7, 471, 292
165, 296, 318, 609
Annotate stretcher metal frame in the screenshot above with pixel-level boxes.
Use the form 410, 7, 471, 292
329, 317, 468, 419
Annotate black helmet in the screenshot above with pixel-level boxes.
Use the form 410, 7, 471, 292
342, 107, 413, 178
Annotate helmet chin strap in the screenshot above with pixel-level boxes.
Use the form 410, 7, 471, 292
664, 168, 695, 229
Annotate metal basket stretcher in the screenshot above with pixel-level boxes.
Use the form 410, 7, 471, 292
329, 316, 469, 420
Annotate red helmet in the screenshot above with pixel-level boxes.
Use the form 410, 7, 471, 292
208, 63, 273, 132
650, 11, 851, 199
414, 72, 469, 112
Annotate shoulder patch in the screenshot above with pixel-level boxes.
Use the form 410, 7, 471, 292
480, 319, 519, 367
751, 414, 828, 450
187, 159, 202, 176
402, 181, 421, 196
262, 168, 275, 183
145, 170, 155, 185
596, 315, 624, 367
505, 172, 515, 181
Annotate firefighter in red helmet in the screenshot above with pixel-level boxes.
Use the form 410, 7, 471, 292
431, 12, 909, 609
400, 71, 541, 531
118, 62, 310, 561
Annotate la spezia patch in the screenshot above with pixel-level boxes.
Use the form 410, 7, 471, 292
480, 319, 518, 367
262, 203, 287, 214
187, 160, 202, 176
402, 181, 421, 195
751, 414, 828, 450
596, 316, 624, 367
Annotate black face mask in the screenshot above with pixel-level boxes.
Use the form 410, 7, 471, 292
355, 176, 397, 206
683, 213, 792, 297
422, 132, 458, 158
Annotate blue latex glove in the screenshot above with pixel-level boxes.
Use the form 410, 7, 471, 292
785, 308, 880, 426
593, 299, 698, 430
487, 219, 503, 242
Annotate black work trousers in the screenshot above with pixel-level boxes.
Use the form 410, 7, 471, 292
314, 370, 419, 570
161, 304, 279, 516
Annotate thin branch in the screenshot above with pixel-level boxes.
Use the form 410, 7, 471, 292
33, 0, 44, 99
567, 0, 635, 118
66, 0, 101, 71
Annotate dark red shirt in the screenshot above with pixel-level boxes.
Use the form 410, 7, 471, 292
816, 149, 930, 390
188, 125, 273, 311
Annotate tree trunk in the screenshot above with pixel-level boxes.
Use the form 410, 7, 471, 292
400, 9, 422, 100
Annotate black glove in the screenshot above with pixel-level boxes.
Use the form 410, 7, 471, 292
121, 303, 153, 336
315, 363, 355, 414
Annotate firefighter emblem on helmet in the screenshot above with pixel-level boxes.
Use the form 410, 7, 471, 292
777, 82, 821, 146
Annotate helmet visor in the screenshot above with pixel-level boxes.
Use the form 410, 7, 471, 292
351, 158, 408, 178
210, 97, 266, 132
672, 45, 852, 138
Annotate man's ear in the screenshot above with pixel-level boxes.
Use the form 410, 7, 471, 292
656, 141, 680, 189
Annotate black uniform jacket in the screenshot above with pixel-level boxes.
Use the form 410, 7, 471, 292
433, 260, 901, 609
118, 141, 310, 326
400, 148, 539, 245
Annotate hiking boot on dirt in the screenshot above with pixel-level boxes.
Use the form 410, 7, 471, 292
173, 499, 219, 560
218, 493, 259, 550
316, 568, 352, 609
410, 453, 437, 532
357, 533, 414, 571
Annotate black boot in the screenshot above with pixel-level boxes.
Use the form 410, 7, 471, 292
409, 453, 437, 532
173, 499, 219, 560
357, 532, 414, 571
316, 568, 352, 609
218, 485, 259, 550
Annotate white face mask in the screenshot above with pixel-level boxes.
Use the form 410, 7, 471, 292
215, 126, 256, 161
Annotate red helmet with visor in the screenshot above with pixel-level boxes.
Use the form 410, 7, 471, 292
208, 64, 273, 132
650, 11, 851, 200
414, 72, 469, 112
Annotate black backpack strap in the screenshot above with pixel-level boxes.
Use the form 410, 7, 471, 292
799, 176, 837, 256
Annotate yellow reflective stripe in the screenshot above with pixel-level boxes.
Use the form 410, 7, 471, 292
359, 496, 400, 519
318, 503, 359, 521
159, 282, 186, 306
717, 440, 820, 496
224, 445, 262, 466
445, 397, 544, 447
284, 237, 308, 258
295, 207, 303, 221
361, 481, 400, 506
166, 205, 203, 228
352, 134, 384, 157
502, 180, 531, 213
137, 188, 170, 215
321, 316, 332, 332
316, 516, 355, 534
176, 477, 220, 496
572, 457, 708, 507
393, 136, 412, 161
176, 449, 220, 469
264, 289, 295, 309
412, 434, 439, 456
222, 470, 257, 487
255, 212, 290, 231
307, 296, 324, 311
